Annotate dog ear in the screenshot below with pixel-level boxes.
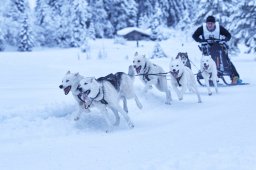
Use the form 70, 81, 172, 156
90, 77, 95, 83
175, 54, 180, 60
143, 55, 146, 58
134, 51, 138, 56
66, 70, 71, 74
74, 72, 79, 76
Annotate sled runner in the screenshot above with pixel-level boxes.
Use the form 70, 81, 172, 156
196, 40, 248, 86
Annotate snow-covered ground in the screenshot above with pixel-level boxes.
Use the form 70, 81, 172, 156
1, 38, 256, 170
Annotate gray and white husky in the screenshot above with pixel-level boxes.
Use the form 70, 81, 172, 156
200, 55, 218, 95
169, 55, 202, 103
132, 52, 172, 104
78, 70, 138, 132
59, 71, 88, 120
177, 52, 191, 69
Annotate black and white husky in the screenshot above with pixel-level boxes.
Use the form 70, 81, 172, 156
59, 71, 89, 120
132, 52, 172, 104
78, 69, 139, 131
169, 55, 202, 103
200, 55, 218, 95
177, 52, 191, 69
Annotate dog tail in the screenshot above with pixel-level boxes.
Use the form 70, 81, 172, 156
128, 65, 135, 78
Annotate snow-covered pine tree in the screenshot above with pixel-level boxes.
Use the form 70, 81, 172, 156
2, 0, 31, 46
106, 0, 137, 34
0, 9, 5, 51
55, 0, 73, 47
18, 15, 34, 51
87, 22, 96, 40
150, 3, 165, 40
151, 42, 167, 59
34, 0, 57, 46
0, 31, 5, 51
166, 0, 186, 27
230, 1, 256, 54
70, 0, 90, 47
89, 0, 112, 38
136, 0, 154, 28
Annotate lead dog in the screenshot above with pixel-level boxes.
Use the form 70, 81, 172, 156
169, 55, 202, 103
59, 71, 89, 120
200, 55, 218, 95
78, 75, 135, 132
132, 52, 172, 104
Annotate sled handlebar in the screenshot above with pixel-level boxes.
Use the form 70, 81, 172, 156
200, 39, 227, 45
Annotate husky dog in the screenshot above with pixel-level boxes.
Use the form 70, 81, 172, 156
59, 71, 88, 120
78, 76, 135, 132
200, 55, 218, 95
132, 52, 172, 104
97, 67, 143, 112
177, 52, 191, 69
169, 55, 202, 103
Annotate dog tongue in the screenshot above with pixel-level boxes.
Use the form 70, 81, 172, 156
135, 66, 141, 73
171, 70, 179, 78
64, 86, 71, 95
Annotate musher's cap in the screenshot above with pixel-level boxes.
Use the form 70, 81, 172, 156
206, 16, 216, 23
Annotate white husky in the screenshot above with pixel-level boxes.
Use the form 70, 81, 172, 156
78, 76, 135, 132
169, 56, 202, 103
200, 55, 218, 95
59, 71, 89, 120
132, 52, 172, 104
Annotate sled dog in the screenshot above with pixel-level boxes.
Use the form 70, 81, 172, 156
59, 71, 89, 120
177, 52, 191, 69
132, 52, 172, 104
78, 76, 135, 132
200, 55, 218, 95
97, 67, 143, 113
169, 55, 202, 103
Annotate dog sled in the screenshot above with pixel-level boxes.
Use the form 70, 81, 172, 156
195, 40, 248, 86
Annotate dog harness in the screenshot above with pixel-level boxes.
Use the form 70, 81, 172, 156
81, 84, 108, 109
93, 85, 108, 105
142, 63, 151, 81
202, 69, 213, 79
175, 73, 183, 87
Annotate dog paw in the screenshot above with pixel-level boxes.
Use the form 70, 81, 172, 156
113, 121, 120, 126
105, 127, 113, 133
165, 101, 171, 105
74, 117, 80, 121
129, 123, 135, 129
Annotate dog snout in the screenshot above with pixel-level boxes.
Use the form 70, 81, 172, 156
77, 85, 83, 92
59, 85, 63, 89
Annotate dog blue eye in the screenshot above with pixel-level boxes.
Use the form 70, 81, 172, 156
84, 83, 87, 85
